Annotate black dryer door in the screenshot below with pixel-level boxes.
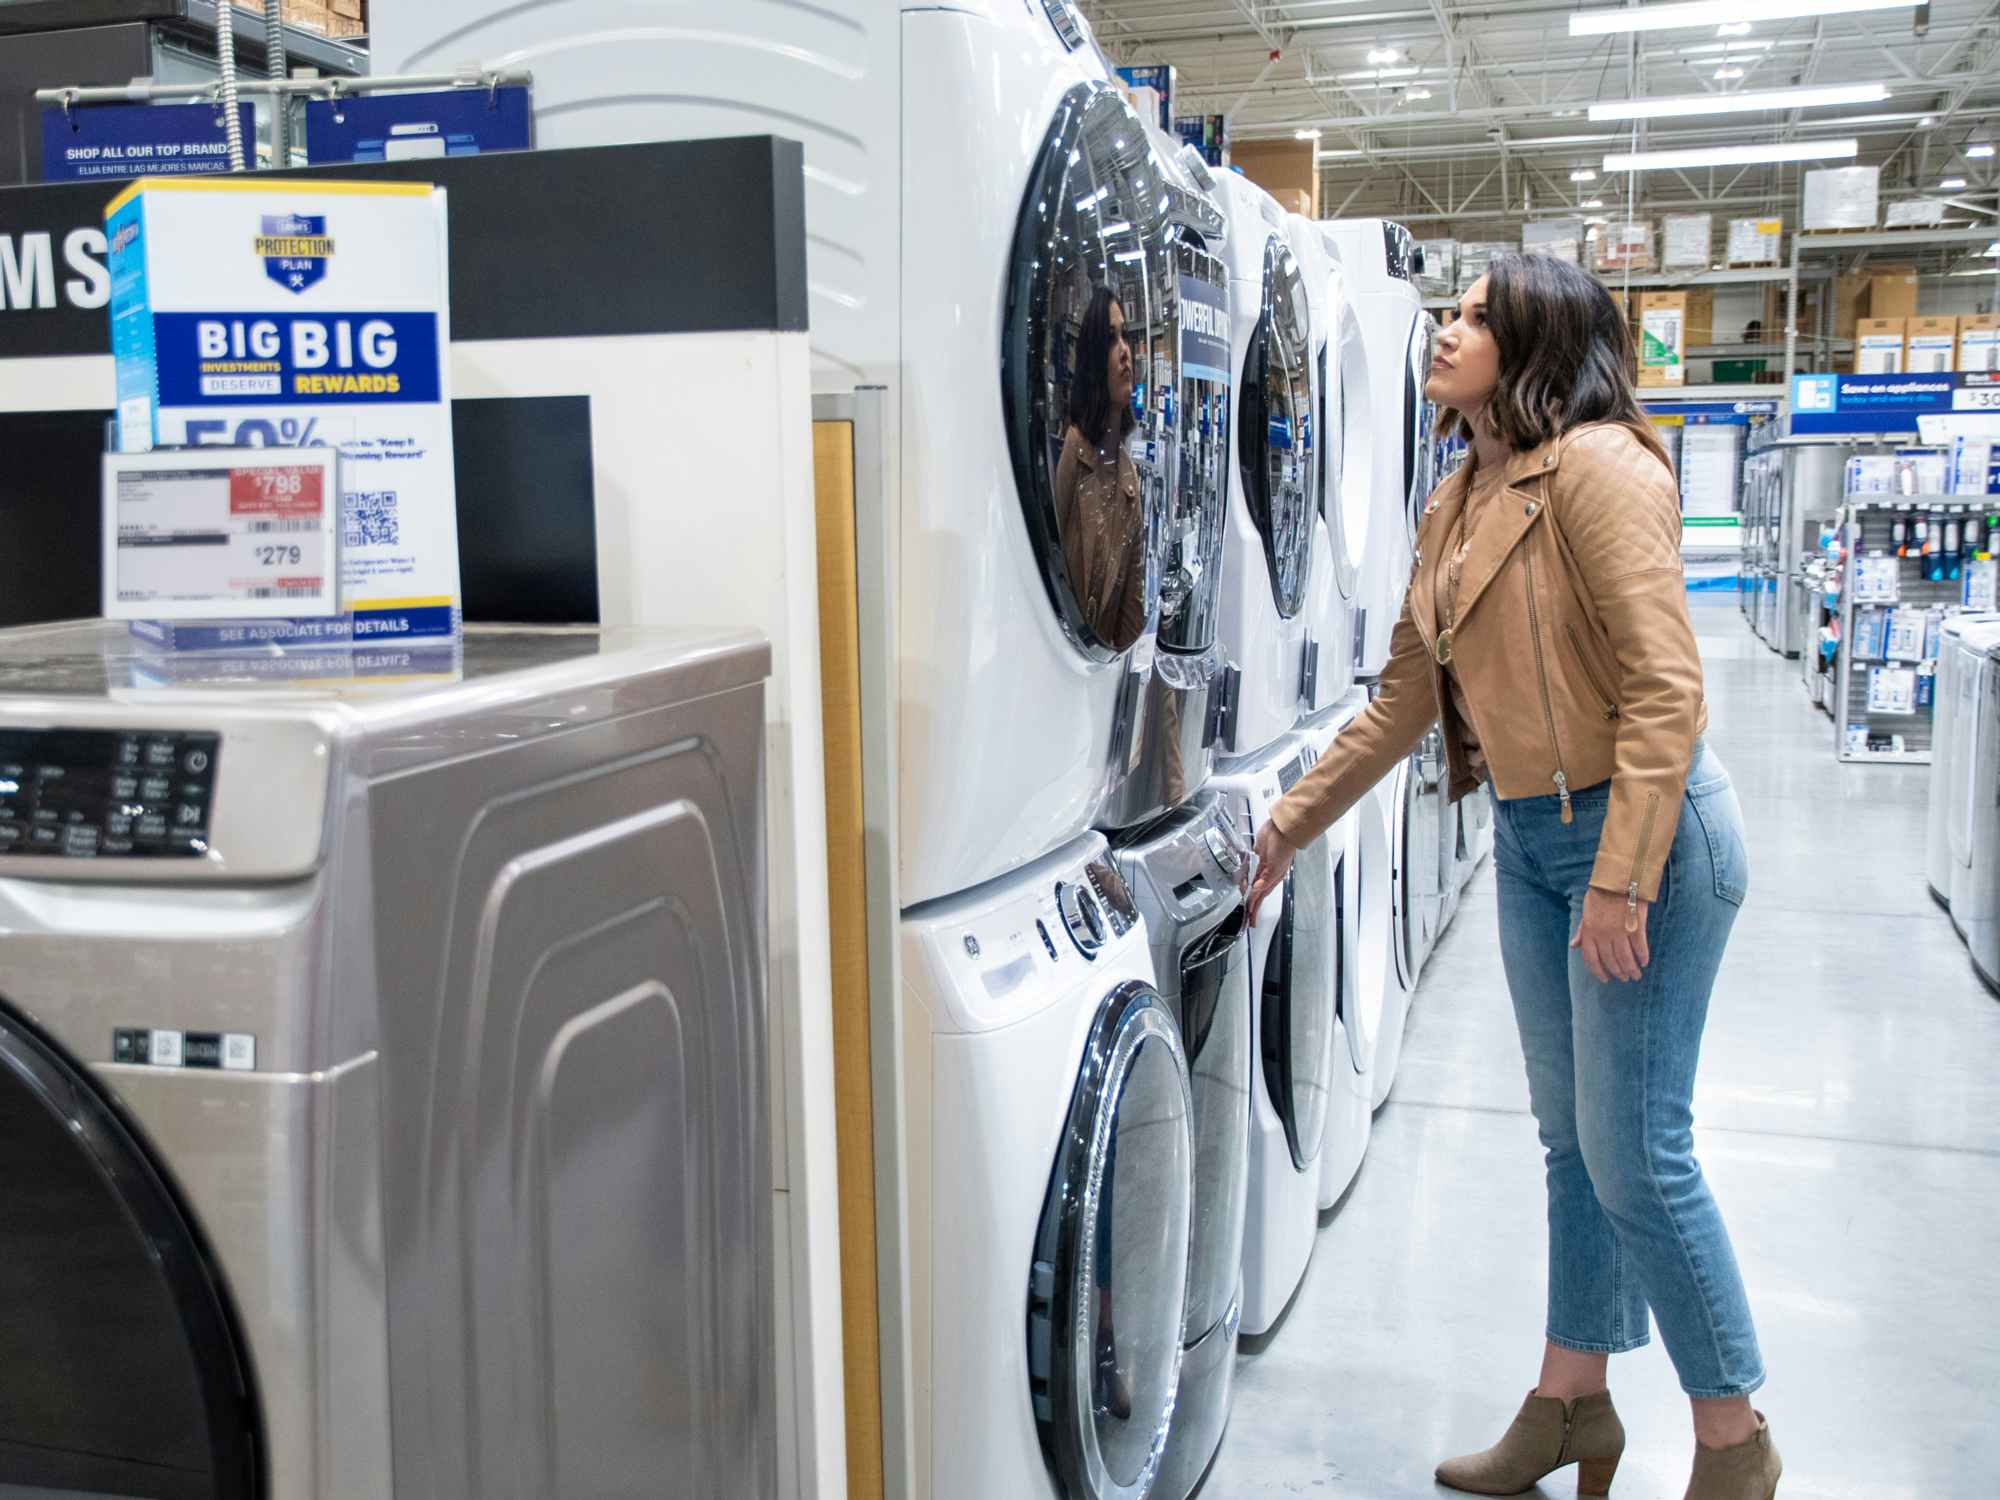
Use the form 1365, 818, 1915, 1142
0, 997, 262, 1499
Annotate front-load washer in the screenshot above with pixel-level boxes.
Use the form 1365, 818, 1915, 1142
902, 830, 1195, 1500
1212, 170, 1316, 760
1965, 643, 2000, 989
1323, 220, 1431, 683
1098, 130, 1235, 831
1109, 794, 1252, 1500
1286, 213, 1359, 719
1210, 730, 1339, 1335
1377, 727, 1449, 1110
370, 1, 1155, 907
1947, 621, 2000, 934
0, 620, 774, 1500
1930, 613, 2000, 911
1295, 702, 1375, 1211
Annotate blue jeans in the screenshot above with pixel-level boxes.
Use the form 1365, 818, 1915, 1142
1491, 742, 1765, 1400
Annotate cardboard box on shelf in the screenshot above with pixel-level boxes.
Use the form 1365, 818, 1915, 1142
1637, 292, 1687, 387
1868, 265, 1920, 320
1833, 268, 1873, 342
1662, 213, 1712, 270
1961, 314, 2000, 372
1228, 137, 1319, 217
1803, 165, 1881, 230
1684, 286, 1715, 348
1908, 315, 1959, 372
1727, 216, 1784, 265
1857, 318, 1907, 374
1592, 220, 1656, 274
1417, 239, 1457, 297
1523, 217, 1584, 265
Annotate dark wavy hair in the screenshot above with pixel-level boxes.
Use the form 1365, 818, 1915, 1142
1452, 252, 1671, 471
1068, 285, 1138, 449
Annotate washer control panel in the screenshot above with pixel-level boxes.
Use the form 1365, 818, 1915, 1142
0, 729, 220, 860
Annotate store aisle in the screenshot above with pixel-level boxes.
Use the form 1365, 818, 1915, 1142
1210, 595, 2000, 1498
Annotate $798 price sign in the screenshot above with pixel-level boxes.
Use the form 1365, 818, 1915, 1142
229, 464, 324, 517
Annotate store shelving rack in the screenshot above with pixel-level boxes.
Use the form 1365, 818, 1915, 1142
1831, 496, 1985, 764
1782, 225, 2000, 388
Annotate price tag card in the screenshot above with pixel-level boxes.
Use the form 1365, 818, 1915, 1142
102, 447, 340, 621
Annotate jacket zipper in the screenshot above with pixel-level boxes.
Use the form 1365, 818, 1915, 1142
1522, 548, 1573, 823
1565, 623, 1619, 721
1627, 792, 1660, 930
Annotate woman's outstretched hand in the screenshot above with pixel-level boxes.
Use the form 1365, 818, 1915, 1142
1246, 820, 1296, 927
1571, 886, 1651, 984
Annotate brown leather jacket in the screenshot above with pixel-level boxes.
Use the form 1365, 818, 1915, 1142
1055, 426, 1150, 652
1272, 420, 1708, 904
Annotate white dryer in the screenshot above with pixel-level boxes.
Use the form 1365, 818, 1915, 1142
1322, 220, 1433, 684
1213, 170, 1317, 760
0, 621, 774, 1500
1210, 731, 1339, 1335
902, 831, 1195, 1500
1944, 618, 2000, 930
1929, 612, 2000, 913
1376, 731, 1451, 1110
1286, 212, 1360, 719
1295, 703, 1375, 1212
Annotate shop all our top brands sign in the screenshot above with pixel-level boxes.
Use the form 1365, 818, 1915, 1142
106, 178, 460, 648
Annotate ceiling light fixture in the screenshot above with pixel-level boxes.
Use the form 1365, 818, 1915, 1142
1405, 87, 1434, 100
1970, 142, 1997, 158
1714, 66, 1747, 79
1365, 46, 1401, 65
1943, 176, 1970, 189
1605, 138, 1861, 171
1583, 198, 1606, 208
1294, 128, 1322, 140
1571, 0, 1920, 39
1590, 81, 1887, 120
1717, 20, 1754, 33
1571, 168, 1599, 181
1920, 114, 1939, 127
1334, 65, 1423, 80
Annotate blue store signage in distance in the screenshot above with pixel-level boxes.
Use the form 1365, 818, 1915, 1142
1787, 371, 1987, 434
40, 102, 254, 183
304, 86, 533, 165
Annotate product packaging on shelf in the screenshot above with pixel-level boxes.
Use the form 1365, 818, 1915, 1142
1803, 165, 1881, 230
1661, 213, 1712, 270
108, 176, 459, 651
1636, 292, 1686, 387
1726, 216, 1783, 265
1961, 315, 2000, 372
1908, 316, 1959, 373
1857, 318, 1907, 374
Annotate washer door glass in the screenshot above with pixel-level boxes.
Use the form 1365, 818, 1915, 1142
1029, 981, 1194, 1500
1263, 833, 1337, 1169
1005, 82, 1173, 661
1403, 313, 1437, 535
0, 999, 261, 1499
1175, 906, 1251, 1339
1237, 237, 1315, 620
1159, 227, 1231, 655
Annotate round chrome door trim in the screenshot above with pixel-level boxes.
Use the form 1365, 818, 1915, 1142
1028, 981, 1196, 1500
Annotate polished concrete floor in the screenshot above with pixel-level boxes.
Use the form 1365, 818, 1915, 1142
1208, 595, 2000, 1498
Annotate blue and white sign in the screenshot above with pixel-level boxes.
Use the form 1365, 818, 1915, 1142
303, 87, 532, 165
41, 102, 253, 183
1178, 273, 1230, 385
1786, 372, 1996, 434
1642, 398, 1780, 426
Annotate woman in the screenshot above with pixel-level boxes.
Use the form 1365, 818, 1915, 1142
1055, 286, 1149, 653
1245, 255, 1779, 1500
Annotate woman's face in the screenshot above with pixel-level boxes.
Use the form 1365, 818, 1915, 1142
1427, 274, 1501, 415
1106, 299, 1136, 414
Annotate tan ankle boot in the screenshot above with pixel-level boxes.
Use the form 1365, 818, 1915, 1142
1684, 1412, 1781, 1499
1436, 1389, 1625, 1496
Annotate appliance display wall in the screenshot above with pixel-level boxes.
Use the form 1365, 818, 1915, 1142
0, 622, 774, 1500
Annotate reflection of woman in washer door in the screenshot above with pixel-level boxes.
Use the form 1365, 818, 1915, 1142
1244, 255, 1780, 1500
1056, 286, 1149, 653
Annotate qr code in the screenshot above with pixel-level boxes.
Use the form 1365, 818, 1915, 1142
345, 491, 399, 548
